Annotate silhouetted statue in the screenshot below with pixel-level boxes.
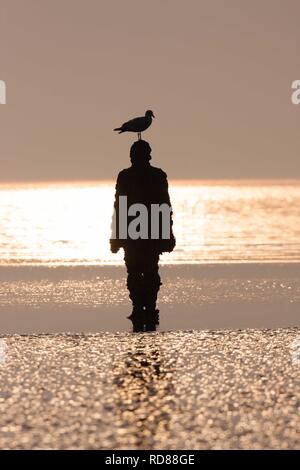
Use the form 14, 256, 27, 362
110, 140, 175, 328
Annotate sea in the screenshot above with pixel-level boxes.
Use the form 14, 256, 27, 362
0, 180, 299, 266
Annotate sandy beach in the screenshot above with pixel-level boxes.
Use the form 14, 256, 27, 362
1, 328, 300, 449
0, 263, 300, 449
0, 182, 299, 449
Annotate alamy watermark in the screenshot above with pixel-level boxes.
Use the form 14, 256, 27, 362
0, 80, 6, 104
291, 80, 300, 105
2, 79, 300, 106
111, 196, 172, 240
290, 337, 300, 365
0, 339, 6, 364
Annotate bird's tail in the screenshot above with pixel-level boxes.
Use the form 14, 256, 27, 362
113, 127, 124, 133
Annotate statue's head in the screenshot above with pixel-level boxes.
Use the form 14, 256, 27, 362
130, 140, 152, 164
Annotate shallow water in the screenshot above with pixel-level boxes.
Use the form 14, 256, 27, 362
0, 180, 299, 266
0, 264, 299, 333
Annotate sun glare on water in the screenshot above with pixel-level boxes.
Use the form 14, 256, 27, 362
0, 181, 299, 266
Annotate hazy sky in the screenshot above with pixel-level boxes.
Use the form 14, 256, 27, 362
1, 0, 300, 181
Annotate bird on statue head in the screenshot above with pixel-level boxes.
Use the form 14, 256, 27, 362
114, 110, 155, 140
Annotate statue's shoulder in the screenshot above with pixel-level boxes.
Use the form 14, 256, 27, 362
150, 166, 168, 179
117, 167, 132, 180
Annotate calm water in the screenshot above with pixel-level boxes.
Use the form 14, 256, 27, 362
0, 180, 299, 266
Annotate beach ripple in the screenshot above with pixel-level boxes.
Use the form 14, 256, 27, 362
1, 329, 300, 449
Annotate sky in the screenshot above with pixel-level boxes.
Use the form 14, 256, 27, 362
0, 0, 300, 181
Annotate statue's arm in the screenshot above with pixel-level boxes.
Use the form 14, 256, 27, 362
161, 172, 176, 252
110, 173, 124, 253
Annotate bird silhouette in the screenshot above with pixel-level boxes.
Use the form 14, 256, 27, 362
114, 110, 155, 140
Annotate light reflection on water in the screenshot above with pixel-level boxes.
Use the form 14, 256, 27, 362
0, 180, 299, 265
1, 331, 300, 449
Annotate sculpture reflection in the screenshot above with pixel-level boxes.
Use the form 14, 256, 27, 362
111, 333, 176, 448
128, 309, 160, 332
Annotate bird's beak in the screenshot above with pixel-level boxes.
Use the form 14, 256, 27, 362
152, 113, 155, 118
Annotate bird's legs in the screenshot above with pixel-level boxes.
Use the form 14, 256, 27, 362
137, 132, 141, 141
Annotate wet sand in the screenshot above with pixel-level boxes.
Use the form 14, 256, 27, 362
1, 329, 300, 449
0, 263, 300, 449
0, 263, 299, 333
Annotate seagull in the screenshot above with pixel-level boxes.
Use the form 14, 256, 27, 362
114, 110, 155, 140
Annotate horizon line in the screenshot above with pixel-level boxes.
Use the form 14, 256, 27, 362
0, 178, 300, 187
